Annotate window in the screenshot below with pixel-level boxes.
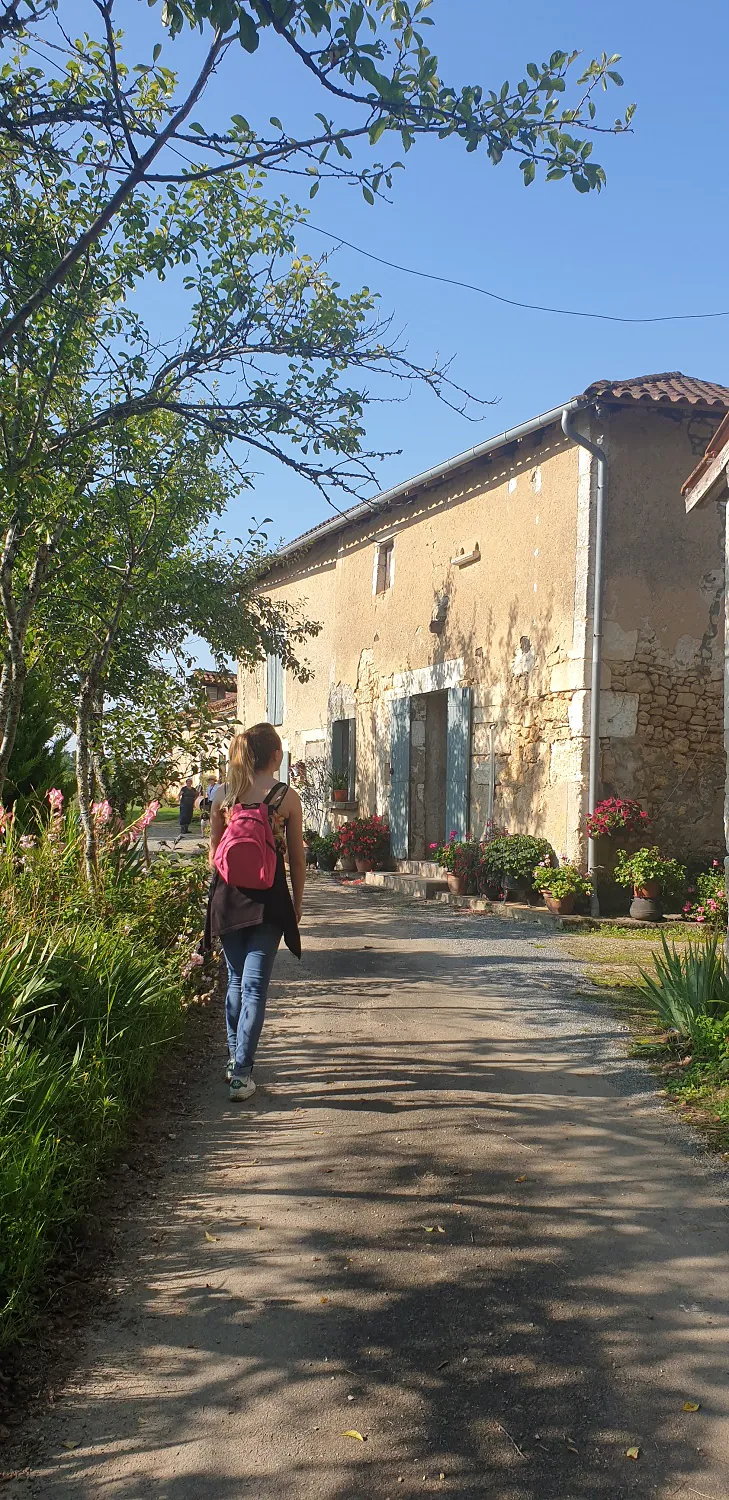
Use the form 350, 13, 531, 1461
374, 537, 394, 595
331, 717, 357, 801
266, 653, 284, 726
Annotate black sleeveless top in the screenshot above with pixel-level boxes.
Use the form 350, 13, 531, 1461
203, 783, 301, 959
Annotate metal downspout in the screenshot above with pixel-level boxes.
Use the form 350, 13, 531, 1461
561, 406, 608, 917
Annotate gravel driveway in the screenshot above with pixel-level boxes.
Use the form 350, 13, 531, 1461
13, 879, 729, 1499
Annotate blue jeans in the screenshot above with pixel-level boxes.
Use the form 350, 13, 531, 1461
221, 923, 282, 1079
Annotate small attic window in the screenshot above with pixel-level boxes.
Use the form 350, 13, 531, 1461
373, 537, 394, 595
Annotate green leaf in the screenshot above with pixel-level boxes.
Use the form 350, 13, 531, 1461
152, 42, 162, 62
362, 185, 375, 205
189, 122, 206, 134
368, 117, 388, 145
238, 12, 260, 52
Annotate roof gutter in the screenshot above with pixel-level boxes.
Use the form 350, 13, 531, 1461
561, 403, 608, 916
274, 397, 585, 562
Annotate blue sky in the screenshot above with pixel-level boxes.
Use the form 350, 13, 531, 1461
72, 1, 729, 562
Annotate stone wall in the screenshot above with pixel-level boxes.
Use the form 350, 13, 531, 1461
604, 626, 724, 859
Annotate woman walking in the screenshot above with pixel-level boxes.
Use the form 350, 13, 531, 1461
206, 723, 305, 1102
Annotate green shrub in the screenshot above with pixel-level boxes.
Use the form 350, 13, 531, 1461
639, 932, 729, 1039
533, 863, 592, 898
0, 927, 184, 1349
683, 866, 727, 928
0, 795, 210, 1350
483, 834, 556, 886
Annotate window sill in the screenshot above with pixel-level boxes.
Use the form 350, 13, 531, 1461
329, 800, 358, 813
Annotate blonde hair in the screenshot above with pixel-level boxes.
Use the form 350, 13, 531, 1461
224, 724, 283, 807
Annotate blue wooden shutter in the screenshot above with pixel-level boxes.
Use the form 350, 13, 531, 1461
389, 696, 410, 858
347, 716, 356, 803
445, 686, 471, 840
281, 748, 290, 783
266, 653, 283, 726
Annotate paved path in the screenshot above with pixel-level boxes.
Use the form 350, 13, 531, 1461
17, 883, 729, 1499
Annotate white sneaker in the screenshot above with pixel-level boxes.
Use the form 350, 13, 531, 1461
229, 1075, 256, 1103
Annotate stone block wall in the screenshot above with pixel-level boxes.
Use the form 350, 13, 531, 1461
603, 626, 724, 860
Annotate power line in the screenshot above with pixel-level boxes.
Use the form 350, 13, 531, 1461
303, 221, 729, 326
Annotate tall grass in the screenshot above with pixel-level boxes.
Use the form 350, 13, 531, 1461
0, 796, 210, 1350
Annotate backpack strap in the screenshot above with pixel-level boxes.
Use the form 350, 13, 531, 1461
264, 781, 289, 813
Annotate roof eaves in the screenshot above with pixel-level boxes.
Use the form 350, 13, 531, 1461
683, 410, 729, 511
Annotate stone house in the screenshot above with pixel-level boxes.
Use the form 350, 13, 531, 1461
240, 372, 729, 865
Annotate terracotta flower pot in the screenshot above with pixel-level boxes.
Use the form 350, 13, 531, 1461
544, 892, 575, 916
448, 873, 468, 896
635, 880, 660, 900
333, 789, 348, 803
355, 856, 373, 873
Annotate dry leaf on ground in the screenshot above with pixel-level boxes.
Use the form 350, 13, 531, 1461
343, 1430, 365, 1441
682, 1401, 701, 1412
626, 1446, 641, 1460
204, 1231, 219, 1243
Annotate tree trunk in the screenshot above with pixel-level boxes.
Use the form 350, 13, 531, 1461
75, 687, 97, 884
0, 513, 69, 796
92, 689, 113, 805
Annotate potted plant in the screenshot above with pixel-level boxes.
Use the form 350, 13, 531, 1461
585, 797, 650, 915
311, 832, 338, 872
345, 813, 390, 872
332, 770, 350, 804
303, 826, 319, 867
614, 846, 686, 921
483, 834, 556, 902
430, 834, 485, 896
533, 862, 592, 916
333, 819, 357, 872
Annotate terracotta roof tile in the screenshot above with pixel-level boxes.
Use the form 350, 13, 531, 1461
583, 371, 729, 408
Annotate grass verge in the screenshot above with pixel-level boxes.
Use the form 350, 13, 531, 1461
559, 930, 729, 1159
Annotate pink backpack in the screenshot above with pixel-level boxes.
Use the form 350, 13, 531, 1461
213, 798, 278, 890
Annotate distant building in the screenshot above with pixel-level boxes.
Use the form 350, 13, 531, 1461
240, 372, 729, 864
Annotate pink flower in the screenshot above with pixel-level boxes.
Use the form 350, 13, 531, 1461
189, 952, 204, 967
0, 804, 6, 834
19, 833, 36, 851
696, 912, 706, 924
92, 799, 112, 826
682, 903, 692, 914
46, 788, 64, 814
713, 859, 720, 869
139, 800, 160, 829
